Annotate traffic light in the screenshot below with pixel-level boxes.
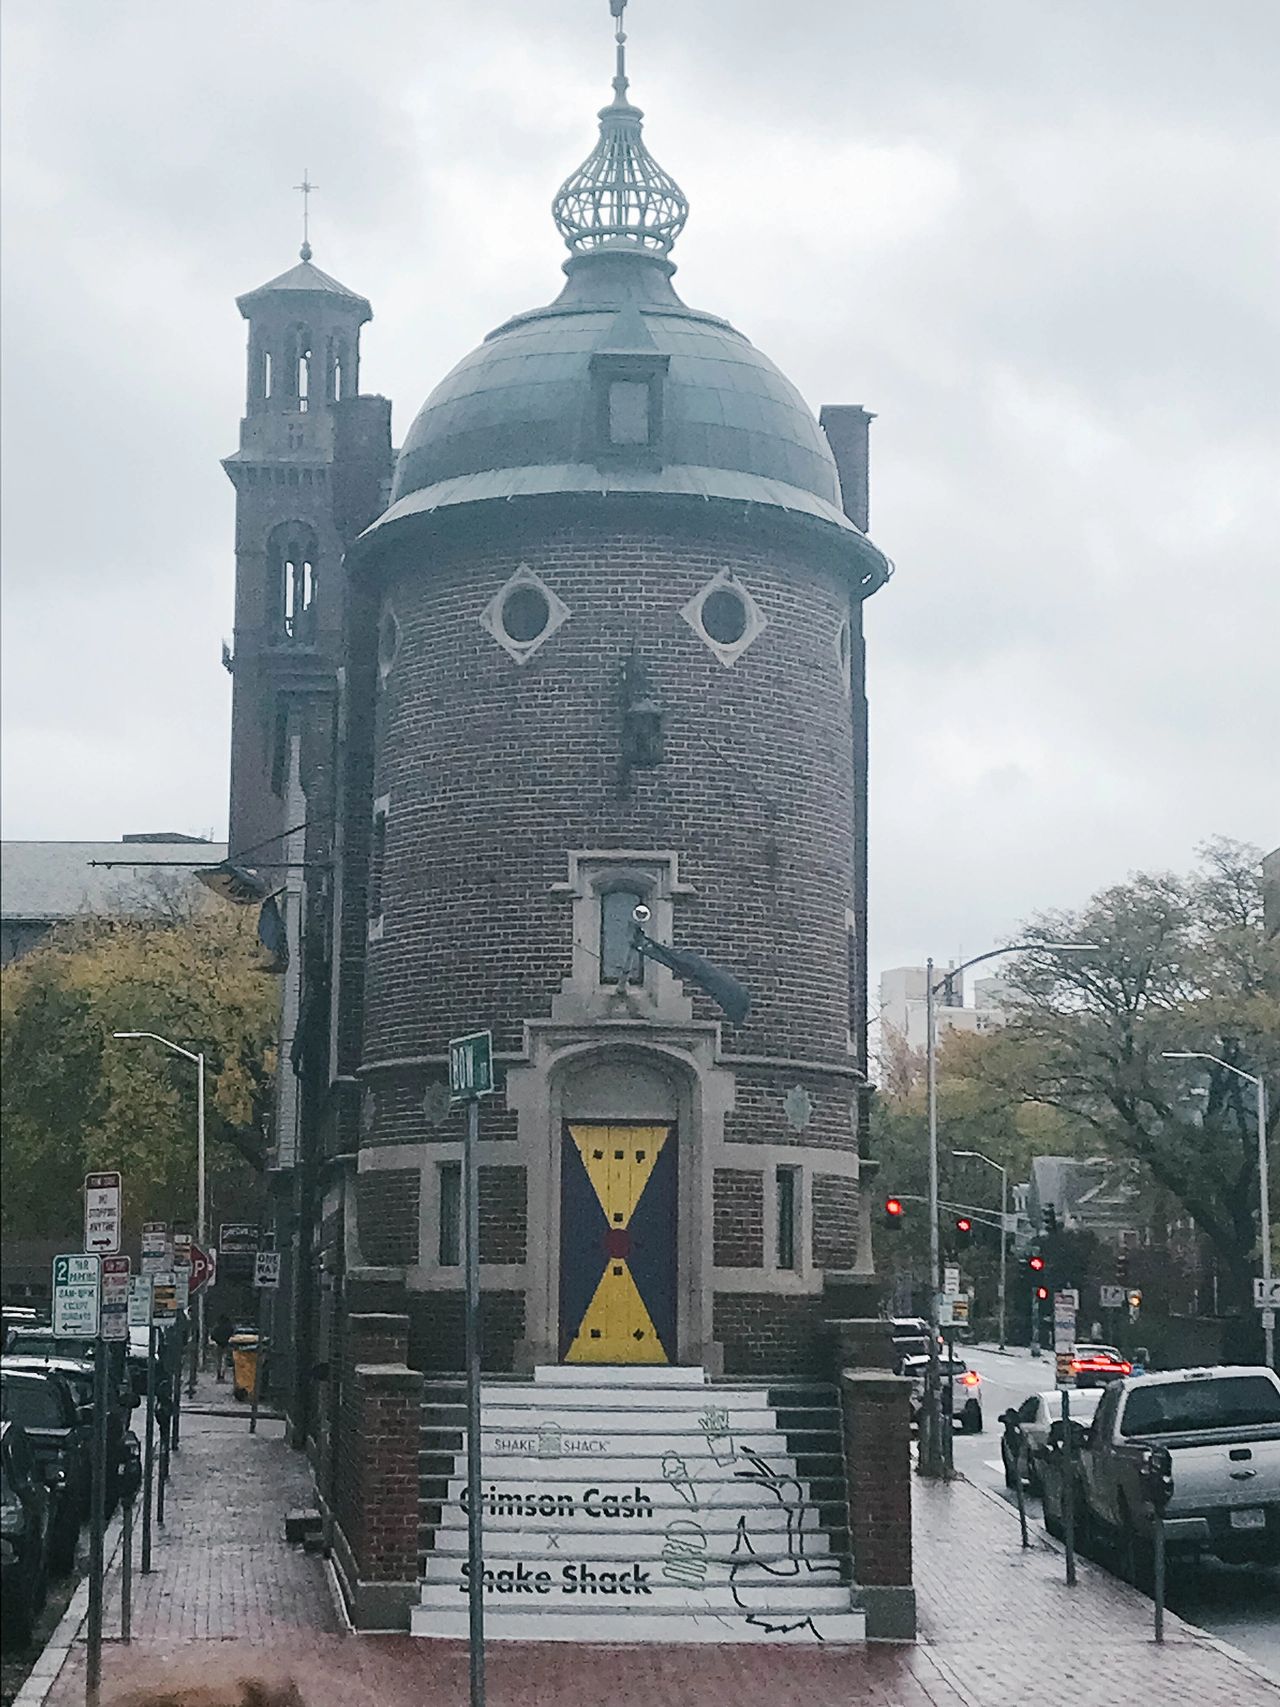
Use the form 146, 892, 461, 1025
954, 1217, 973, 1248
883, 1196, 905, 1229
1034, 1284, 1050, 1303
1043, 1203, 1059, 1236
1028, 1253, 1046, 1275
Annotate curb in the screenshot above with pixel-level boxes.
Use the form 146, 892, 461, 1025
11, 1512, 125, 1707
959, 1473, 1280, 1694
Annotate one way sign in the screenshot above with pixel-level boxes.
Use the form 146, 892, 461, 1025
1254, 1277, 1280, 1311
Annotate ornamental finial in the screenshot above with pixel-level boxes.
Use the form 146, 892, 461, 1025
551, 0, 689, 257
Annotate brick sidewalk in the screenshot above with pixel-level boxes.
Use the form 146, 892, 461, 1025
44, 1415, 1277, 1707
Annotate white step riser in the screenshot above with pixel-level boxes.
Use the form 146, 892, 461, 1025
530, 1365, 709, 1388
417, 1578, 852, 1613
428, 1512, 833, 1548
411, 1606, 866, 1643
461, 1389, 778, 1413
424, 1430, 814, 1461
427, 1524, 834, 1560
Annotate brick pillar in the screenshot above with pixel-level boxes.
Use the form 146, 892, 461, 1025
331, 1312, 423, 1629
841, 1368, 916, 1639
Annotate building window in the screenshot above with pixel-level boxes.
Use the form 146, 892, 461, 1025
680, 570, 768, 668
600, 887, 645, 983
479, 565, 570, 666
609, 380, 651, 446
777, 1166, 799, 1270
367, 796, 389, 940
438, 1162, 461, 1267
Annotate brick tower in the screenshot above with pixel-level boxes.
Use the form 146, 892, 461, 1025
331, 12, 891, 1386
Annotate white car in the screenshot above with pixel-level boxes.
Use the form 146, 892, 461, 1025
1001, 1387, 1104, 1491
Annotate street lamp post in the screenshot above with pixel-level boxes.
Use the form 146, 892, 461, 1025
920, 941, 1098, 1479
953, 1149, 1009, 1349
113, 1034, 207, 1390
1163, 1051, 1272, 1371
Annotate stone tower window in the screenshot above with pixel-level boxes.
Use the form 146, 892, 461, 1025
501, 583, 551, 644
267, 523, 319, 645
294, 325, 314, 412
680, 570, 768, 668
377, 606, 401, 682
263, 350, 273, 401
367, 794, 390, 942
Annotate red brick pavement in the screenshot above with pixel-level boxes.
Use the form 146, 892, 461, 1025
45, 1413, 1278, 1707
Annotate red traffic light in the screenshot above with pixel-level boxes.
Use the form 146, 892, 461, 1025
1035, 1285, 1049, 1301
1028, 1254, 1046, 1272
884, 1197, 904, 1218
956, 1217, 972, 1233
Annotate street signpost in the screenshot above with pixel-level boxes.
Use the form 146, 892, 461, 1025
1254, 1278, 1280, 1309
1099, 1284, 1126, 1309
53, 1253, 101, 1338
450, 1029, 495, 1707
128, 1275, 153, 1329
250, 1251, 281, 1435
187, 1242, 214, 1297
943, 1263, 961, 1299
151, 1275, 178, 1325
84, 1171, 122, 1255
1053, 1289, 1077, 1388
100, 1256, 130, 1342
140, 1222, 171, 1277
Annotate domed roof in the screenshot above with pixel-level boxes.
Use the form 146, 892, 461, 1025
384, 252, 846, 525
362, 3, 885, 583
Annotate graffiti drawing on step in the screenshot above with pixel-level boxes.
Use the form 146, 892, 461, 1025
728, 1446, 840, 1640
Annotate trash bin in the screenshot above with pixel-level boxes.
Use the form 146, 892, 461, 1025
229, 1333, 260, 1401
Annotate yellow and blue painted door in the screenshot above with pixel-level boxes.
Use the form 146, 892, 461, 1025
559, 1123, 677, 1364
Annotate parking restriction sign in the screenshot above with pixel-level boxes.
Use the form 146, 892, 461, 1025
84, 1172, 121, 1254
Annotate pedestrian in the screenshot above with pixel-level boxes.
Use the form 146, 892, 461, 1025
210, 1311, 235, 1383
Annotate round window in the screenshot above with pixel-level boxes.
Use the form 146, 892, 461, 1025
377, 608, 401, 675
501, 584, 551, 644
700, 586, 748, 645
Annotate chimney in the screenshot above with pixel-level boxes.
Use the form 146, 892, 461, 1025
819, 405, 875, 532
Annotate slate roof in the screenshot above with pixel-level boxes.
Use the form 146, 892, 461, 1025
236, 258, 371, 317
1, 841, 228, 924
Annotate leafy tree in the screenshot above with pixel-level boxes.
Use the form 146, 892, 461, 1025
974, 838, 1279, 1313
1, 895, 278, 1245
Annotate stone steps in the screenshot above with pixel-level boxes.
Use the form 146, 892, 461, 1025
413, 1365, 860, 1645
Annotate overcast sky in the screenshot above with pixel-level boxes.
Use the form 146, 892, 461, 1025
2, 0, 1277, 988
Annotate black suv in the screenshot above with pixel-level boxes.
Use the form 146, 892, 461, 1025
0, 1420, 50, 1645
0, 1366, 88, 1573
4, 1354, 130, 1511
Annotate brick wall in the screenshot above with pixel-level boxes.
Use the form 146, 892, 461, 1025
712, 1292, 826, 1377
356, 505, 859, 1115
841, 1370, 913, 1589
356, 1168, 420, 1267
407, 1289, 526, 1373
334, 1314, 423, 1599
479, 1165, 527, 1263
812, 1173, 858, 1268
712, 1168, 764, 1267
723, 1068, 857, 1154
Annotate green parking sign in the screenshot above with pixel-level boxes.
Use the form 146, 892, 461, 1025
448, 1031, 494, 1101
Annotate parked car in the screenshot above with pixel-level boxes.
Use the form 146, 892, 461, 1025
890, 1317, 932, 1373
1000, 1388, 1104, 1492
5, 1330, 135, 1414
902, 1352, 983, 1432
0, 1420, 50, 1645
1076, 1364, 1280, 1581
3, 1355, 130, 1513
1069, 1344, 1131, 1388
0, 1366, 88, 1572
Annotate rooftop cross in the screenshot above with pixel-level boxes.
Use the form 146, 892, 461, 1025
293, 169, 318, 262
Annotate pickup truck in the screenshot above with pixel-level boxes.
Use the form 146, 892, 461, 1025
1074, 1364, 1280, 1581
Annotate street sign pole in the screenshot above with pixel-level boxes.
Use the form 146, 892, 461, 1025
449, 1029, 493, 1707
85, 1334, 109, 1706
1061, 1388, 1077, 1587
142, 1325, 156, 1572
464, 1090, 485, 1707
